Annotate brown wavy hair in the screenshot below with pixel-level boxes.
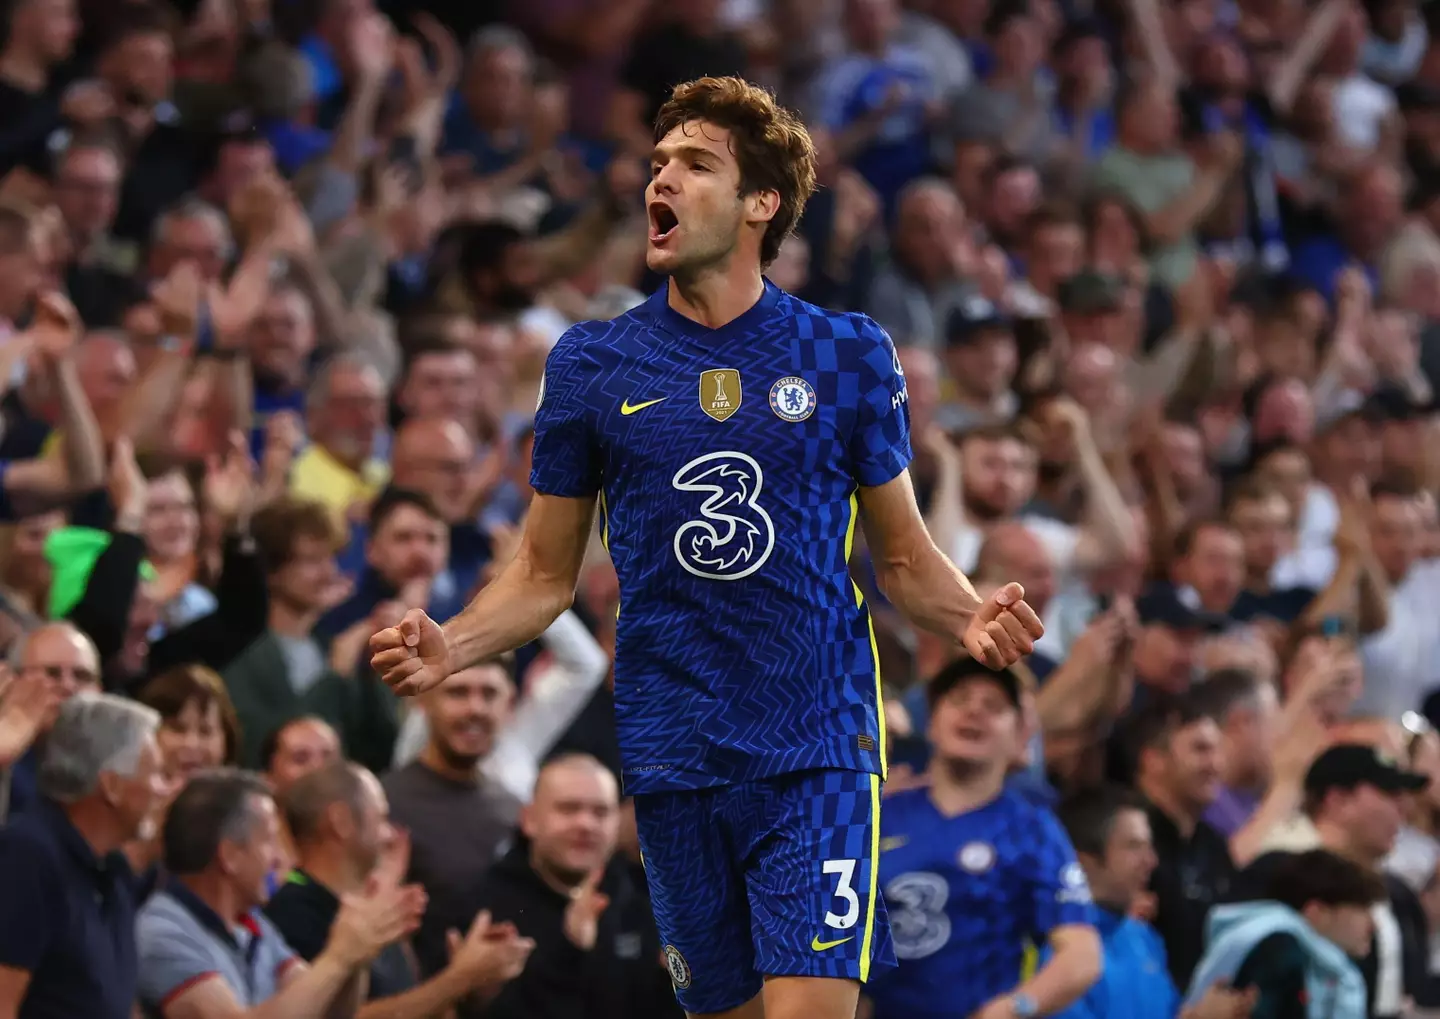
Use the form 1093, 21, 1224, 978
653, 76, 818, 268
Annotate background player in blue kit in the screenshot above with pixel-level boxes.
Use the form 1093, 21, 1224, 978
868, 657, 1101, 1019
370, 75, 1046, 1019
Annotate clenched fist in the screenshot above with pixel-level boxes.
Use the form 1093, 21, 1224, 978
370, 608, 453, 696
961, 582, 1045, 669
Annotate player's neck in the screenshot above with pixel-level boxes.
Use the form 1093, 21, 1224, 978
667, 263, 766, 330
926, 758, 1008, 816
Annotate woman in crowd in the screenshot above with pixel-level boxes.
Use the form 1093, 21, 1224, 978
135, 663, 241, 782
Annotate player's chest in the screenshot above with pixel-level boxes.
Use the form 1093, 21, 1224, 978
592, 350, 846, 470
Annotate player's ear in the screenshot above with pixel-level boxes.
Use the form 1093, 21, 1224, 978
745, 188, 781, 227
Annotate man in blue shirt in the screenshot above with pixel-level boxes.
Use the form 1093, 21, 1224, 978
0, 693, 168, 1019
866, 657, 1101, 1019
1055, 786, 1255, 1019
371, 75, 1046, 1019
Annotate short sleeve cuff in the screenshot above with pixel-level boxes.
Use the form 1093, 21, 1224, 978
855, 447, 913, 489
528, 472, 602, 499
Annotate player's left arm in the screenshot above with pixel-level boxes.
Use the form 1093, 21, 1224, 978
983, 814, 1102, 1018
858, 470, 984, 636
850, 316, 1042, 667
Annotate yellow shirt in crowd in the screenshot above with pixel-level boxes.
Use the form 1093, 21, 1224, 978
290, 444, 390, 516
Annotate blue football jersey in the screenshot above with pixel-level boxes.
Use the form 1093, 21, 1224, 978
529, 281, 912, 794
868, 786, 1097, 1019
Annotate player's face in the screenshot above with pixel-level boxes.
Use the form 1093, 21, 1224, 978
424, 664, 515, 767
646, 119, 750, 278
928, 677, 1021, 766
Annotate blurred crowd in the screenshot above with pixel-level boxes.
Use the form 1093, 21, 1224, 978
1, 0, 1440, 1015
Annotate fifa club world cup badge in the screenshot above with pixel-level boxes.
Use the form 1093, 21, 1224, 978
769, 376, 817, 422
700, 369, 741, 422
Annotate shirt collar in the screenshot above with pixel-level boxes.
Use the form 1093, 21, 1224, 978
37, 796, 116, 879
164, 875, 262, 950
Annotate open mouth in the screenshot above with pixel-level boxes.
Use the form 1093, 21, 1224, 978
648, 202, 679, 243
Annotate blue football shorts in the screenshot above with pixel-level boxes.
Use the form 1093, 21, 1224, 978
634, 768, 897, 1014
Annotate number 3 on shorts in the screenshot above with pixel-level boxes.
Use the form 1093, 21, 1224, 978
823, 858, 860, 930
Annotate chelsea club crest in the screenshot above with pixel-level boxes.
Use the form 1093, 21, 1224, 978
769, 376, 817, 422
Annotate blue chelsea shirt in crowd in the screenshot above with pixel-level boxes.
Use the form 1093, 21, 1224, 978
868, 785, 1096, 1019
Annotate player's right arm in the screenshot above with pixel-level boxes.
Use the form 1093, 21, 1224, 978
372, 327, 603, 695
380, 493, 596, 694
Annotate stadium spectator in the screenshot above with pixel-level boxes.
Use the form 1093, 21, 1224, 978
135, 663, 241, 782
262, 715, 343, 797
1126, 694, 1237, 988
266, 760, 535, 1012
3, 0, 1440, 1012
291, 356, 391, 517
1189, 850, 1382, 1019
0, 621, 102, 817
868, 657, 1101, 1019
1057, 785, 1258, 1019
383, 658, 523, 976
318, 487, 459, 642
391, 515, 608, 800
1236, 743, 1435, 1017
0, 693, 166, 1018
140, 460, 218, 636
1191, 669, 1281, 838
136, 768, 426, 1018
433, 752, 677, 1019
226, 495, 396, 772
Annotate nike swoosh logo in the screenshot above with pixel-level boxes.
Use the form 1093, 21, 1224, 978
880, 836, 909, 853
620, 397, 667, 416
811, 935, 854, 952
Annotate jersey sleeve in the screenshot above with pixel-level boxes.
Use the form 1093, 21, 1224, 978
1022, 810, 1096, 938
530, 328, 603, 498
849, 315, 913, 488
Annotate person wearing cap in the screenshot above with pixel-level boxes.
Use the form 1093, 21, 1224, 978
936, 294, 1019, 432
1130, 587, 1228, 704
865, 657, 1101, 1019
1234, 744, 1434, 1019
